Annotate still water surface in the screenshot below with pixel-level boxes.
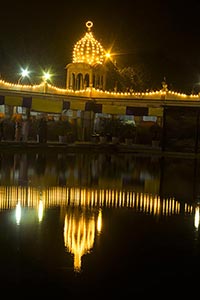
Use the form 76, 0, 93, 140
0, 149, 200, 297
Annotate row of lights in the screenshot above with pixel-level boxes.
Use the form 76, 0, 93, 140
9, 67, 200, 99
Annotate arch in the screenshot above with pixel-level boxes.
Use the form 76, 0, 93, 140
100, 75, 104, 89
96, 74, 101, 88
84, 74, 90, 89
92, 74, 96, 88
76, 73, 84, 90
70, 73, 76, 90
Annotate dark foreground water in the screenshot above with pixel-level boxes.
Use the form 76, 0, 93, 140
0, 149, 200, 297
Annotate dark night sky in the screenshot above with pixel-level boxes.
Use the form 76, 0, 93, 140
0, 0, 200, 93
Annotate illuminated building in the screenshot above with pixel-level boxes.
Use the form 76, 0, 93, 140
66, 20, 107, 90
0, 21, 199, 151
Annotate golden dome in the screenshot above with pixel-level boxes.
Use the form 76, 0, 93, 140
73, 21, 105, 65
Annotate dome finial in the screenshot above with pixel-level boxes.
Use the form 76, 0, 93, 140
86, 20, 93, 31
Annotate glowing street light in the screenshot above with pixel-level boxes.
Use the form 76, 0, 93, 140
18, 67, 30, 84
42, 71, 51, 82
42, 71, 52, 93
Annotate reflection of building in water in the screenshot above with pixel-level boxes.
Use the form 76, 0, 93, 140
0, 184, 199, 272
64, 208, 102, 272
0, 152, 162, 197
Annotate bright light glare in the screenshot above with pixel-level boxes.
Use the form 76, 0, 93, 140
43, 71, 51, 81
16, 202, 21, 225
105, 52, 111, 59
21, 68, 30, 78
194, 206, 200, 229
18, 67, 30, 83
43, 72, 51, 81
20, 68, 30, 78
97, 209, 102, 233
44, 72, 50, 80
38, 200, 44, 222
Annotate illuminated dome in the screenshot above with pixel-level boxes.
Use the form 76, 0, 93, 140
73, 21, 105, 65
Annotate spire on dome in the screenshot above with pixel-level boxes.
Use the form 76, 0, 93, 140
72, 21, 105, 65
86, 20, 93, 31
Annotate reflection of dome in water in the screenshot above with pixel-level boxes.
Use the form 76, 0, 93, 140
73, 20, 105, 65
64, 208, 102, 272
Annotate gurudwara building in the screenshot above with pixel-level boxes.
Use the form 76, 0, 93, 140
0, 21, 200, 152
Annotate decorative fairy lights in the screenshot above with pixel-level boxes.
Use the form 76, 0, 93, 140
72, 20, 105, 65
0, 20, 199, 100
0, 78, 199, 100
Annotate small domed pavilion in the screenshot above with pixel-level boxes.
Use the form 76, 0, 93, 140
65, 21, 107, 90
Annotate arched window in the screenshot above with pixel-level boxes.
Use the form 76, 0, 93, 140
76, 73, 83, 90
71, 73, 75, 90
84, 74, 90, 88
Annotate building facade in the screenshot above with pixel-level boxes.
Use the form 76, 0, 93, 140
0, 21, 200, 152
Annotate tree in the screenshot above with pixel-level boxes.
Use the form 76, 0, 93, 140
117, 64, 151, 92
105, 59, 151, 92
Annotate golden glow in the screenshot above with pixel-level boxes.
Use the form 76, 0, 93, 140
73, 21, 105, 65
0, 185, 196, 271
97, 209, 102, 233
105, 52, 111, 59
64, 210, 95, 272
194, 206, 200, 229
0, 20, 198, 99
0, 78, 199, 101
0, 185, 192, 218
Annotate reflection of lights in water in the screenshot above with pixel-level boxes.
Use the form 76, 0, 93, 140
0, 186, 195, 222
64, 212, 96, 272
0, 186, 192, 216
97, 209, 102, 233
194, 207, 200, 230
16, 202, 21, 225
0, 185, 197, 272
38, 200, 44, 222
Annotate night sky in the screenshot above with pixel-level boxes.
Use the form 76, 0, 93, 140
0, 0, 199, 93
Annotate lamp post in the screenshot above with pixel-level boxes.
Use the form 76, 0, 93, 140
42, 71, 51, 93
